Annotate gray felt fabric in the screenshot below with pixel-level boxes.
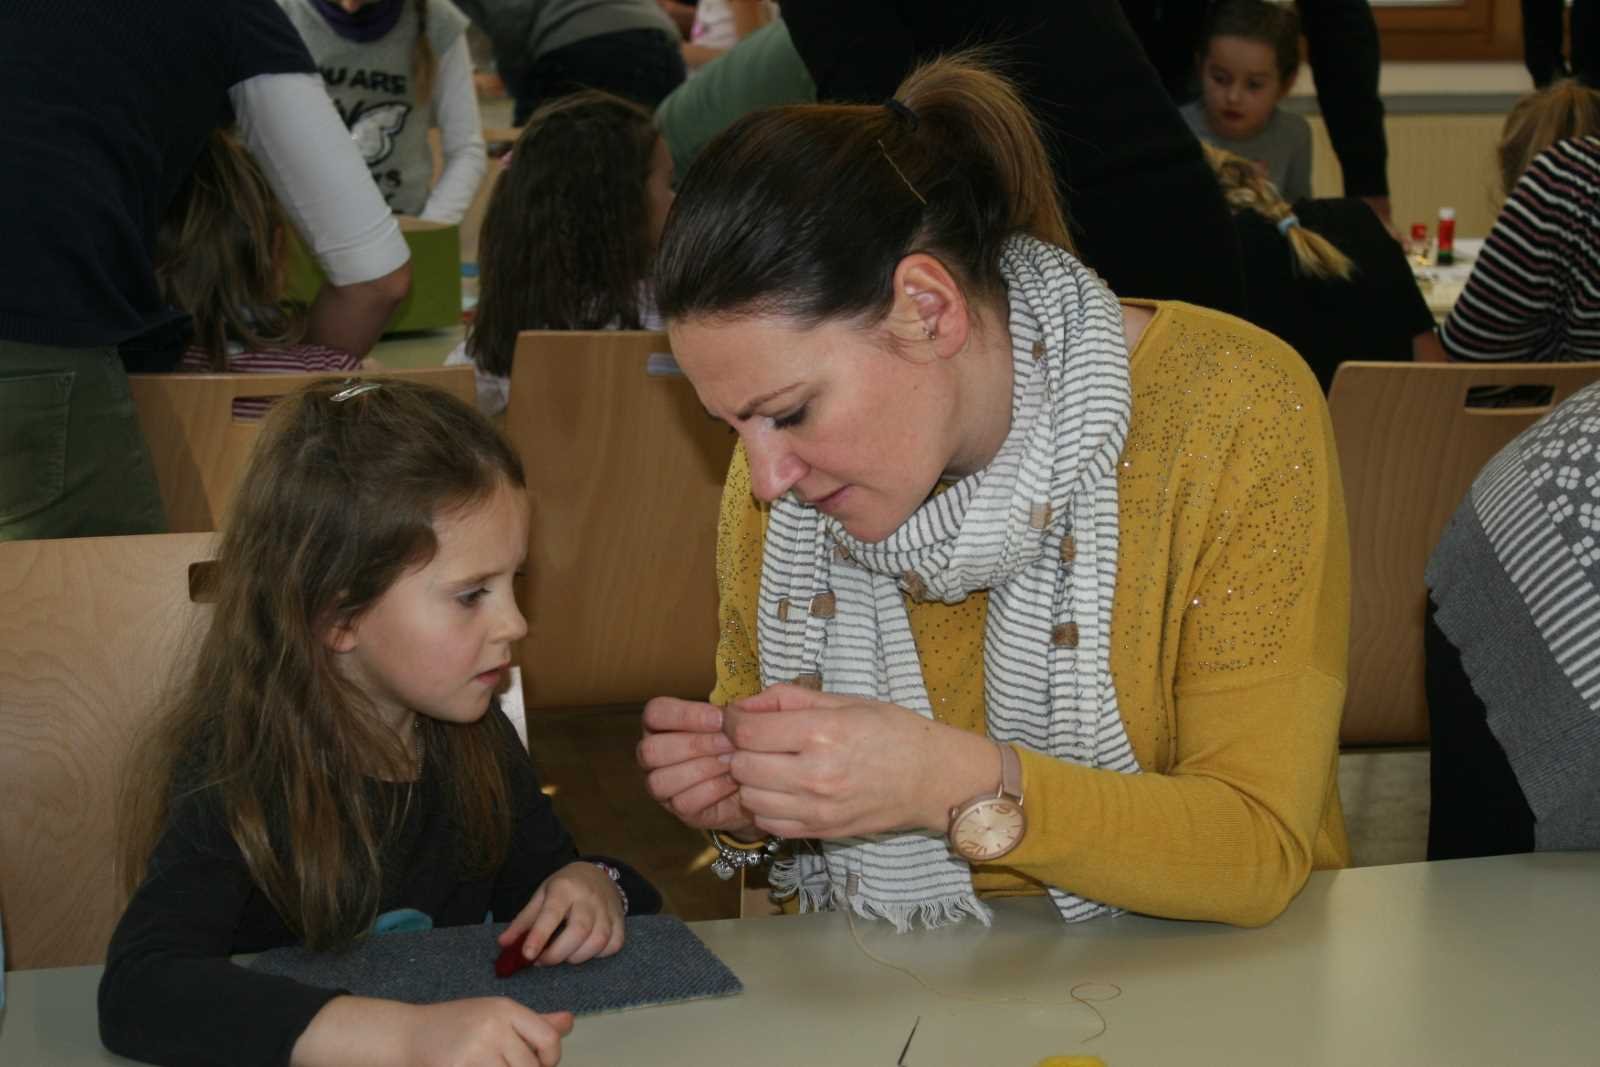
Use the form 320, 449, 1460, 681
248, 915, 741, 1015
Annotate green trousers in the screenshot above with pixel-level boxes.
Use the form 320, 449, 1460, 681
0, 341, 166, 541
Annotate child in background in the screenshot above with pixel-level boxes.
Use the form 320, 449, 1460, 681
99, 379, 658, 1067
448, 90, 673, 415
682, 0, 778, 70
160, 130, 364, 417
1181, 0, 1313, 204
1204, 143, 1442, 391
279, 0, 486, 224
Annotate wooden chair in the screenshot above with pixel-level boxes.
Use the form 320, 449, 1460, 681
503, 332, 737, 709
1328, 360, 1600, 746
129, 365, 475, 532
0, 532, 216, 969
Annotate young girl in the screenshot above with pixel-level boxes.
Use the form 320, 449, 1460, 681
1181, 0, 1313, 204
159, 130, 364, 417
1204, 143, 1442, 390
99, 379, 656, 1067
279, 0, 487, 223
446, 90, 673, 415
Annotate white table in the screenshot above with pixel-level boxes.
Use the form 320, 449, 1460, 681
3, 853, 1597, 1065
1414, 237, 1484, 322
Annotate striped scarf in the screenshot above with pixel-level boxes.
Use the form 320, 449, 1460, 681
760, 235, 1140, 930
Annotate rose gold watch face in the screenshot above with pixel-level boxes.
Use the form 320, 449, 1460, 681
951, 799, 1025, 862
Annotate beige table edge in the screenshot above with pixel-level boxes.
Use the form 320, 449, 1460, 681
4, 852, 1597, 1065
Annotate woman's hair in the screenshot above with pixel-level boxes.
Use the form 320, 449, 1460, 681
1497, 79, 1600, 197
155, 130, 301, 370
1202, 143, 1354, 281
655, 51, 1069, 328
117, 378, 526, 951
412, 0, 436, 103
1199, 0, 1302, 85
467, 90, 659, 378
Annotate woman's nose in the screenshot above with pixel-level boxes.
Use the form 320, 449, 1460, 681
744, 430, 807, 502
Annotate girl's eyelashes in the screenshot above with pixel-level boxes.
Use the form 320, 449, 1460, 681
772, 405, 808, 430
457, 587, 489, 607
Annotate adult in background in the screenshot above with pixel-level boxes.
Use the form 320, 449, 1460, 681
1122, 0, 1392, 226
0, 0, 411, 542
1441, 82, 1600, 363
451, 0, 686, 124
1426, 380, 1600, 859
639, 55, 1350, 930
780, 0, 1248, 317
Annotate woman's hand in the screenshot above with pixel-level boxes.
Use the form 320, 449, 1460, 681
721, 684, 997, 839
637, 697, 759, 835
497, 862, 625, 968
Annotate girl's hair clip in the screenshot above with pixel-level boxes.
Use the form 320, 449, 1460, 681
330, 381, 383, 402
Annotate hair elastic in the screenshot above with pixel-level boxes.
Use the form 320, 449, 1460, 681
330, 381, 383, 402
1277, 214, 1301, 235
883, 97, 919, 130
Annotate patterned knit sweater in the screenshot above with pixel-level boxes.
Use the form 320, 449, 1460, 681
1440, 136, 1600, 363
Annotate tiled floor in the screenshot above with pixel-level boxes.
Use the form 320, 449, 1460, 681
529, 707, 1437, 923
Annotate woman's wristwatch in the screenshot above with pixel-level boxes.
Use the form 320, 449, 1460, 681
946, 740, 1027, 862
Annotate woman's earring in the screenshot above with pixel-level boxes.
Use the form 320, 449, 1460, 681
923, 325, 938, 341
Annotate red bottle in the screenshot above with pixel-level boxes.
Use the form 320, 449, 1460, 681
1436, 208, 1456, 266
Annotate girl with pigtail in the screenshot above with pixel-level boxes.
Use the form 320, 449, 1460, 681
279, 0, 487, 224
638, 53, 1353, 931
1202, 142, 1442, 391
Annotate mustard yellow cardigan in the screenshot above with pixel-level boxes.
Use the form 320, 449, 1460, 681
710, 302, 1351, 927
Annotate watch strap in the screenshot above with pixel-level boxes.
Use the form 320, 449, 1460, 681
997, 741, 1023, 803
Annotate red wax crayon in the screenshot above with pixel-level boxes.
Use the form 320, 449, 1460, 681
494, 941, 534, 978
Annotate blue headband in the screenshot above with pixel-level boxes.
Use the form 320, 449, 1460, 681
1277, 214, 1300, 235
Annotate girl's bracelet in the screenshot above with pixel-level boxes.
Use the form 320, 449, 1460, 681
588, 860, 629, 915
707, 830, 783, 880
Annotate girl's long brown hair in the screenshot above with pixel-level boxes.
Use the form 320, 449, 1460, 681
155, 130, 302, 369
1202, 143, 1355, 282
467, 90, 659, 378
117, 379, 526, 950
412, 0, 436, 104
655, 51, 1070, 327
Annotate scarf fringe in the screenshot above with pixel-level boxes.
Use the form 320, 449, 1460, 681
770, 857, 994, 932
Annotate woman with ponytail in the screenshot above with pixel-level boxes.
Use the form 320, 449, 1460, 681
638, 54, 1352, 931
280, 0, 487, 224
1203, 143, 1442, 391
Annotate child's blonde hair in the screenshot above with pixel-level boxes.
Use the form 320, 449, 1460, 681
1202, 142, 1354, 281
118, 379, 526, 950
1497, 79, 1600, 198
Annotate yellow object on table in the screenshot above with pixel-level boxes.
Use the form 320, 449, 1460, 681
284, 216, 462, 334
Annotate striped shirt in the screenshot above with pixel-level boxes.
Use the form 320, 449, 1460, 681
178, 342, 361, 419
1441, 136, 1600, 362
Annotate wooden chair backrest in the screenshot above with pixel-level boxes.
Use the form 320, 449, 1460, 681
504, 332, 736, 709
1328, 360, 1600, 746
0, 532, 216, 969
128, 365, 475, 532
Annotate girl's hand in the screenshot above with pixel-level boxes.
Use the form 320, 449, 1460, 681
637, 696, 760, 836
497, 862, 625, 968
403, 999, 573, 1067
722, 684, 998, 839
